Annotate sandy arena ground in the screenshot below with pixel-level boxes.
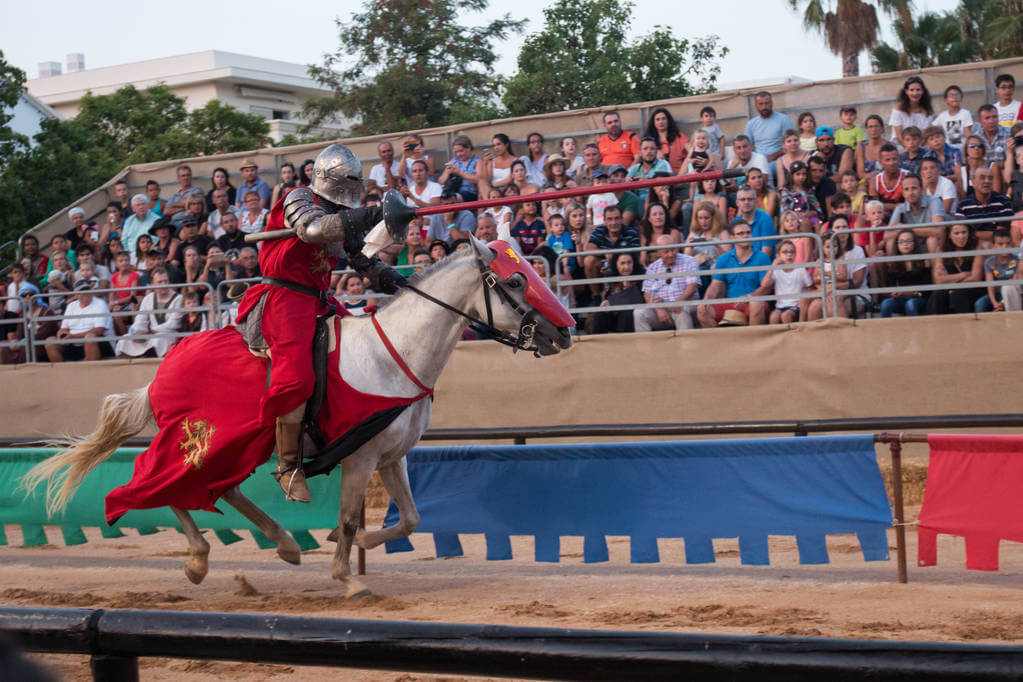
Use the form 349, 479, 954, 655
2, 497, 1022, 681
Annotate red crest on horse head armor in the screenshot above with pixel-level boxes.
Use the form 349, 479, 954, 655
485, 240, 575, 328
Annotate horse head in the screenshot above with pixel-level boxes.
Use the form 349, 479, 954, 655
467, 236, 573, 357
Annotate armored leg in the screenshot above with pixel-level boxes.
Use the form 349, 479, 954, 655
273, 404, 311, 503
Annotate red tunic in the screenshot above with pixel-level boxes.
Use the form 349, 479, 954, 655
236, 190, 341, 422
104, 315, 431, 524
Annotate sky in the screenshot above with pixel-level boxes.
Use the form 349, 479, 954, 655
2, 0, 962, 88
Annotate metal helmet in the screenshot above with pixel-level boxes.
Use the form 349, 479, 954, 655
311, 144, 363, 208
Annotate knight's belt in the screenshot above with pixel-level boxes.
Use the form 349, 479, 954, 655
261, 276, 327, 302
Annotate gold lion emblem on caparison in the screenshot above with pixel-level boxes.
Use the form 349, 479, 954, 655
179, 418, 216, 470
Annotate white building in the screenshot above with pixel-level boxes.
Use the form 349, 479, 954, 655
26, 51, 347, 142
6, 90, 61, 144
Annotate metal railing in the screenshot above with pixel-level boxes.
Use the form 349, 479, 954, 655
14, 282, 215, 363
555, 232, 828, 317
3, 606, 1021, 682
825, 214, 1022, 315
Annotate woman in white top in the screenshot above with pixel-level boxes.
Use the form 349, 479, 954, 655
889, 76, 935, 143
115, 267, 183, 358
480, 133, 516, 194
239, 190, 269, 234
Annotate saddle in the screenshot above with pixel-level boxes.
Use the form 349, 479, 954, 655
298, 314, 420, 478
244, 284, 423, 478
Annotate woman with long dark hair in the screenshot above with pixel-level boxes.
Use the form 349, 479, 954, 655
889, 76, 934, 142
880, 229, 931, 317
638, 201, 681, 264
298, 159, 315, 186
643, 107, 689, 174
205, 167, 236, 212
270, 162, 298, 206
481, 133, 517, 193
927, 223, 984, 314
590, 251, 646, 334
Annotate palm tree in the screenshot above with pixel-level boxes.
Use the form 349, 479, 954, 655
870, 9, 978, 72
788, 0, 914, 77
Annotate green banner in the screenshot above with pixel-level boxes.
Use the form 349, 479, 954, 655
0, 449, 343, 551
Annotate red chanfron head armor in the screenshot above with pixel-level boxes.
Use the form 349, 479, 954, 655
485, 240, 575, 328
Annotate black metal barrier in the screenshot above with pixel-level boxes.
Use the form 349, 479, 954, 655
2, 606, 1022, 681
4, 413, 1023, 448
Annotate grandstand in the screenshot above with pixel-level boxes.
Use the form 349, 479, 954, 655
3, 56, 1023, 432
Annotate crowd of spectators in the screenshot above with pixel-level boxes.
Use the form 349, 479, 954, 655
365, 74, 1023, 332
5, 72, 1023, 362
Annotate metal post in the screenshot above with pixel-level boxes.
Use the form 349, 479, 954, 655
889, 438, 908, 584
91, 654, 139, 682
357, 502, 366, 576
827, 231, 839, 319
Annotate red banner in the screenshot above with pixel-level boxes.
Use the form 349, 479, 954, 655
918, 434, 1023, 571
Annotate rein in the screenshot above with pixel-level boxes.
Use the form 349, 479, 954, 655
402, 254, 540, 356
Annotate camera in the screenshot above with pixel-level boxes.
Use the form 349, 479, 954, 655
404, 143, 416, 151
1014, 135, 1023, 147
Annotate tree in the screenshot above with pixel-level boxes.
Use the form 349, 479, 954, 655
0, 49, 29, 169
869, 0, 1023, 73
75, 85, 269, 164
971, 0, 1023, 59
502, 0, 727, 117
0, 84, 269, 251
303, 0, 525, 136
788, 0, 912, 77
870, 10, 977, 72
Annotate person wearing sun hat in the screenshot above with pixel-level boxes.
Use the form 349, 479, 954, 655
234, 158, 271, 211
541, 152, 576, 190
44, 278, 115, 362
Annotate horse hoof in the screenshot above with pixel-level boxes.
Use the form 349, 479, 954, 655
326, 527, 340, 543
345, 581, 372, 600
276, 547, 301, 565
184, 562, 207, 585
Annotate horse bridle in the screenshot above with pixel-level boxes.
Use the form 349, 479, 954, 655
402, 254, 543, 357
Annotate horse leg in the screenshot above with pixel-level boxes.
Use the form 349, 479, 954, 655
220, 487, 301, 566
357, 458, 419, 550
332, 459, 375, 598
171, 507, 210, 585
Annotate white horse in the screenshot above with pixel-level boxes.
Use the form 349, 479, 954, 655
22, 237, 573, 597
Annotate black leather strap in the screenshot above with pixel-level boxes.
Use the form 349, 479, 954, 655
261, 276, 326, 301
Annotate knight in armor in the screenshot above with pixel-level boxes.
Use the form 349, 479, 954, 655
235, 144, 410, 502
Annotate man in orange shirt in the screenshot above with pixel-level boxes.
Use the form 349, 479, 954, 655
598, 111, 640, 168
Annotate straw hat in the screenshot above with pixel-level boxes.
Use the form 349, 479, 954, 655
543, 153, 568, 171
718, 308, 748, 327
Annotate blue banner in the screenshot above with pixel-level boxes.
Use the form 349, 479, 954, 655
385, 435, 892, 565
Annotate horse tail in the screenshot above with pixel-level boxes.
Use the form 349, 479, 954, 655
21, 385, 153, 518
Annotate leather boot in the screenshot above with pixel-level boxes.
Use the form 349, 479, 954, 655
273, 420, 311, 503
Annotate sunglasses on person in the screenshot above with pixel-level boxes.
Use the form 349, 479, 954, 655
967, 143, 983, 148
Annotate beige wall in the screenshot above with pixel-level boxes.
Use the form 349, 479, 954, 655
21, 56, 1023, 249
2, 314, 1021, 438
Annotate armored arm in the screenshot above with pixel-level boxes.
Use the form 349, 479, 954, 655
283, 187, 382, 246
348, 252, 407, 295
